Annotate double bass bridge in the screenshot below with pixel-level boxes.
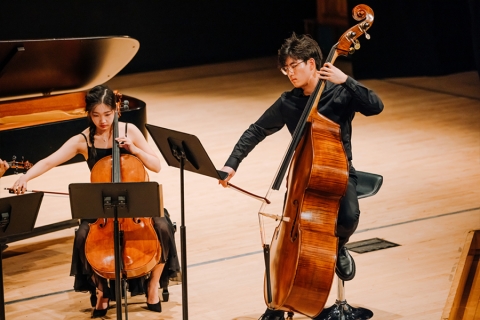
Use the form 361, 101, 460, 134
258, 212, 290, 223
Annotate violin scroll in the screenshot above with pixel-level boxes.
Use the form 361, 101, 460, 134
7, 155, 33, 173
336, 4, 374, 56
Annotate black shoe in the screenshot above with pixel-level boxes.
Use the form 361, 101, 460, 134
147, 301, 162, 312
259, 308, 285, 320
91, 308, 107, 318
336, 246, 356, 281
91, 298, 109, 318
144, 276, 162, 312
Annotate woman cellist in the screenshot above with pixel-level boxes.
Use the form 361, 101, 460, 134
219, 33, 383, 320
11, 85, 180, 318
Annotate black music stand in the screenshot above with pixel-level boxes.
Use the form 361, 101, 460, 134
145, 124, 228, 320
0, 192, 43, 320
68, 182, 163, 320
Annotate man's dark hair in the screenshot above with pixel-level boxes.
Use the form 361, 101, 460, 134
278, 32, 323, 71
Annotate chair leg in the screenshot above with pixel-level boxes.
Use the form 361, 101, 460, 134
314, 276, 373, 320
162, 287, 169, 302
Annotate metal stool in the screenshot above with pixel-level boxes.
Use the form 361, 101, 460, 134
315, 171, 383, 320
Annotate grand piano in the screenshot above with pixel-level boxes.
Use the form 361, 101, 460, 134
0, 36, 148, 242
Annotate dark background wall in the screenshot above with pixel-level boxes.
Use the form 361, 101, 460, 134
0, 0, 316, 75
0, 0, 478, 79
347, 0, 479, 79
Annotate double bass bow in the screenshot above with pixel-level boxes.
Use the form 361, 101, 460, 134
84, 92, 162, 281
258, 5, 374, 318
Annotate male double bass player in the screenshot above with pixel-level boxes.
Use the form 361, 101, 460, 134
219, 33, 384, 320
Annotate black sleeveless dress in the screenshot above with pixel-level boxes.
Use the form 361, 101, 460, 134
70, 132, 180, 299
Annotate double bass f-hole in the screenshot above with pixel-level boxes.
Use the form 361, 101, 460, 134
289, 200, 300, 242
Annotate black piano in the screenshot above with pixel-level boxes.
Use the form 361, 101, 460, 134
0, 36, 148, 241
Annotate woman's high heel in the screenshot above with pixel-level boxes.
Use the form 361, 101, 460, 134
144, 276, 162, 312
91, 298, 109, 318
91, 308, 108, 318
147, 301, 162, 312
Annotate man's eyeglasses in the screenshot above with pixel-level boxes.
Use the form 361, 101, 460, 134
280, 60, 305, 75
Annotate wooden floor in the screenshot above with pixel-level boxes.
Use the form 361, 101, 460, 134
0, 57, 479, 320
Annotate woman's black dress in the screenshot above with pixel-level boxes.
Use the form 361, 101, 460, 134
70, 133, 180, 300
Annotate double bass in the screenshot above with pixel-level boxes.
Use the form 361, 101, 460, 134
258, 5, 374, 318
84, 92, 162, 280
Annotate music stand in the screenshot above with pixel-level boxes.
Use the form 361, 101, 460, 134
145, 124, 228, 320
68, 181, 163, 320
0, 192, 44, 320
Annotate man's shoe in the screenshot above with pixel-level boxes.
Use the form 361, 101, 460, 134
336, 246, 356, 281
259, 308, 285, 320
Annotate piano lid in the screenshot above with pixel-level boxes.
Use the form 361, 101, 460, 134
0, 36, 139, 102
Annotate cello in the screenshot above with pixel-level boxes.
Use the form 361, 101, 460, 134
257, 5, 375, 318
84, 92, 162, 280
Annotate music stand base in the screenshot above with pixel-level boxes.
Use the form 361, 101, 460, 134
315, 300, 373, 320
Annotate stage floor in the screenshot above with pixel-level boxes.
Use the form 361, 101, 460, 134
0, 57, 479, 319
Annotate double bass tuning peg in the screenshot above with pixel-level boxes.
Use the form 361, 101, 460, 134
348, 40, 360, 54
360, 22, 371, 40
346, 31, 361, 51
354, 39, 361, 50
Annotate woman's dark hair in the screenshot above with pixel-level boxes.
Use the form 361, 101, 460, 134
277, 32, 323, 71
85, 85, 115, 155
